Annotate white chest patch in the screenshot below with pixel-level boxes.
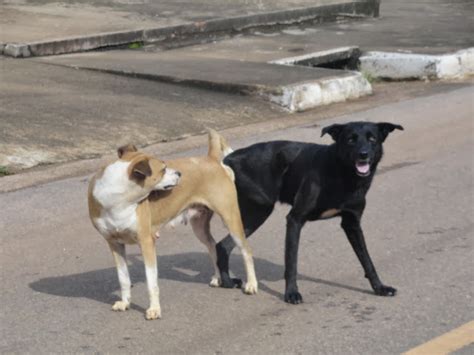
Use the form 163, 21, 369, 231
94, 204, 138, 239
92, 161, 138, 239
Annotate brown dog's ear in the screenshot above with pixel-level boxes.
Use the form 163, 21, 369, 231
117, 144, 138, 158
377, 123, 404, 142
131, 159, 152, 180
321, 123, 345, 141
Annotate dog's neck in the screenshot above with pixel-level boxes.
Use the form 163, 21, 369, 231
93, 160, 148, 209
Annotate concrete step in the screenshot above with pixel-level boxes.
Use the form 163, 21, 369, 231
37, 50, 372, 112
1, 0, 379, 57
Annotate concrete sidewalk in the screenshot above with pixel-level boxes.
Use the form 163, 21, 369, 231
0, 0, 379, 57
0, 57, 282, 173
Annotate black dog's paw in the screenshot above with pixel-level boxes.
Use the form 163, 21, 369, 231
220, 277, 242, 289
374, 285, 397, 296
284, 290, 303, 304
231, 278, 243, 288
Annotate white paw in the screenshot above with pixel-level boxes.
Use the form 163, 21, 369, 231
209, 276, 221, 288
145, 307, 162, 320
243, 282, 258, 295
112, 301, 130, 312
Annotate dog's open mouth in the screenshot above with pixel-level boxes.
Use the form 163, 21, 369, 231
355, 160, 371, 177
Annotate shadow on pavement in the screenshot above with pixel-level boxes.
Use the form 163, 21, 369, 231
29, 252, 371, 306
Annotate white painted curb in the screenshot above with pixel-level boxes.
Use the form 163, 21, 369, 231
359, 48, 474, 80
267, 72, 372, 112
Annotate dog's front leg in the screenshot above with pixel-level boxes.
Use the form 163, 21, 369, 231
284, 213, 305, 304
108, 241, 131, 311
340, 210, 397, 296
139, 235, 162, 320
137, 201, 161, 320
284, 177, 319, 304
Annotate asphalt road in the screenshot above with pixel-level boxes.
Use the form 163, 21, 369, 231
1, 85, 473, 354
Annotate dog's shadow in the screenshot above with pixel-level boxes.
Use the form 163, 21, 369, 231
29, 252, 370, 306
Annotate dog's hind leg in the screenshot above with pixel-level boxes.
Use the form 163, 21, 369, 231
189, 207, 221, 287
216, 198, 273, 289
215, 205, 258, 294
108, 241, 131, 311
341, 211, 397, 296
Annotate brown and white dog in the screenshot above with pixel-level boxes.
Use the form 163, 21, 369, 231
88, 130, 258, 320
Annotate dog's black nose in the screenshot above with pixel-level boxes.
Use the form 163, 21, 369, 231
359, 151, 369, 160
176, 171, 182, 177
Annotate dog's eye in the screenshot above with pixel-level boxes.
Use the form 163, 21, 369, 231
368, 136, 377, 143
347, 136, 356, 144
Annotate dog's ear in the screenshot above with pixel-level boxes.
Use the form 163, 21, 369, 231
377, 123, 404, 142
131, 159, 152, 180
321, 124, 345, 141
117, 144, 138, 158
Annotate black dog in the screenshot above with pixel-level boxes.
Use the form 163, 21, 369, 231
216, 121, 403, 303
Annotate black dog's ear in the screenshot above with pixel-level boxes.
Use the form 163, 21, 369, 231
321, 124, 345, 141
377, 123, 404, 142
117, 144, 138, 158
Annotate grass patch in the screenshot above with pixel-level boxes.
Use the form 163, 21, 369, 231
0, 166, 13, 177
128, 41, 144, 49
360, 69, 380, 84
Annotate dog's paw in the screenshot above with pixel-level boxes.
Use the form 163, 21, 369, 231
145, 307, 162, 320
374, 285, 397, 296
231, 278, 243, 288
243, 281, 258, 295
209, 276, 221, 288
220, 276, 242, 289
112, 301, 130, 312
284, 290, 303, 304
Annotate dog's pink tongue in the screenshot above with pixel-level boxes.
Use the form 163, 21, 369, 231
356, 162, 370, 174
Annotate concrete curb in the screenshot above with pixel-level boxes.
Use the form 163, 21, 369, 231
267, 71, 372, 112
359, 48, 474, 80
2, 1, 379, 58
266, 47, 371, 111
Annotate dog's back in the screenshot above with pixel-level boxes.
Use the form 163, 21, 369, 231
148, 131, 238, 225
226, 137, 379, 208
224, 141, 312, 206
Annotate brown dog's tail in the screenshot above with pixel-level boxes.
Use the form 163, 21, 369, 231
207, 129, 233, 161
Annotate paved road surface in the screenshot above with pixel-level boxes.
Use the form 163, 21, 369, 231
1, 84, 473, 353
